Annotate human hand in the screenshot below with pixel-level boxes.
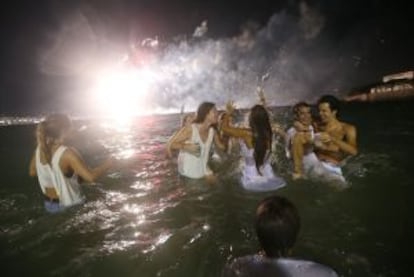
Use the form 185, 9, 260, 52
184, 143, 201, 157
272, 123, 283, 133
205, 174, 217, 185
225, 100, 236, 115
318, 132, 331, 143
256, 87, 266, 103
294, 121, 308, 132
314, 133, 331, 149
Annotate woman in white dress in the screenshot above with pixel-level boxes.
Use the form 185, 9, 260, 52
169, 102, 224, 180
221, 104, 285, 191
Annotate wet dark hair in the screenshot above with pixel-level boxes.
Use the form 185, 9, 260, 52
255, 195, 300, 258
248, 105, 272, 174
317, 95, 340, 114
193, 102, 216, 123
292, 102, 310, 120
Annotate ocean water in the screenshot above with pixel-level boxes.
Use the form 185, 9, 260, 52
1, 102, 413, 277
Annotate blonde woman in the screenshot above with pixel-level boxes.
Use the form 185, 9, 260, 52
29, 114, 113, 213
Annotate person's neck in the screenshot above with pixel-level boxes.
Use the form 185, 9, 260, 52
198, 121, 211, 131
51, 142, 63, 152
326, 117, 339, 126
300, 120, 311, 127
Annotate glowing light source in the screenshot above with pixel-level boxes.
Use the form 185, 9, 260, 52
93, 66, 156, 122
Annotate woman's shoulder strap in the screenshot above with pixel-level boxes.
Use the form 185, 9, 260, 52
51, 145, 68, 164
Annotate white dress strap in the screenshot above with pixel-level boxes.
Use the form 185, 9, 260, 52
35, 147, 55, 194
50, 146, 84, 207
177, 125, 215, 178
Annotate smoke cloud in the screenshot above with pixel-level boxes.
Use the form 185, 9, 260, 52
37, 1, 370, 114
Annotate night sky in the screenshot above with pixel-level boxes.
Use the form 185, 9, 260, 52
0, 0, 413, 115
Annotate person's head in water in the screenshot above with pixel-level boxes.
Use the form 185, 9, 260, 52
248, 105, 272, 174
255, 195, 300, 258
317, 95, 341, 124
292, 102, 312, 126
36, 114, 72, 164
193, 102, 218, 125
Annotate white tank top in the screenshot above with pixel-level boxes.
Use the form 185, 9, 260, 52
35, 146, 84, 207
177, 124, 214, 179
35, 147, 55, 194
285, 125, 314, 159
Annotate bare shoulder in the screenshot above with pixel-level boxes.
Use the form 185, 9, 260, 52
181, 124, 192, 131
62, 146, 81, 160
179, 124, 193, 137
170, 124, 193, 143
342, 122, 356, 133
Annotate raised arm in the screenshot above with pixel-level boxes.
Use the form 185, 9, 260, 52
63, 148, 113, 183
220, 113, 252, 147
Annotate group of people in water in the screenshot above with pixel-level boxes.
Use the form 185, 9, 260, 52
167, 94, 358, 190
28, 93, 356, 276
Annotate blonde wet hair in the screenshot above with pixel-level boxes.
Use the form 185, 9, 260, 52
36, 114, 72, 164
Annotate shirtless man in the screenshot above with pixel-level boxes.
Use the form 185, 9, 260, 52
288, 96, 357, 185
314, 95, 358, 165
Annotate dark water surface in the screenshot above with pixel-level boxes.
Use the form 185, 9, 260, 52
1, 102, 413, 277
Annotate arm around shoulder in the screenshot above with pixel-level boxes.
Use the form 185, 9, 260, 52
220, 114, 251, 142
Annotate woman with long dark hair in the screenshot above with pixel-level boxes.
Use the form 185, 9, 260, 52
221, 104, 285, 191
29, 114, 113, 213
169, 102, 224, 180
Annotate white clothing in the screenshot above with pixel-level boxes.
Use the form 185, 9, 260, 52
35, 146, 84, 207
302, 152, 346, 185
35, 147, 55, 194
178, 124, 214, 179
239, 141, 285, 191
222, 255, 338, 277
285, 126, 314, 159
285, 126, 347, 185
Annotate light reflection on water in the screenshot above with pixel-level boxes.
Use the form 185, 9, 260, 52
1, 105, 414, 276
